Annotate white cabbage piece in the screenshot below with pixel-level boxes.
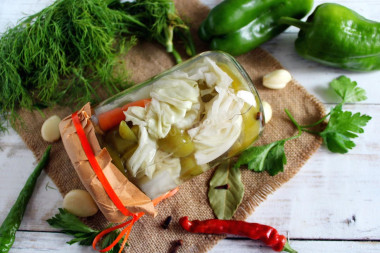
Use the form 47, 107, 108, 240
127, 125, 157, 179
146, 76, 201, 138
137, 151, 181, 199
174, 100, 203, 130
124, 75, 202, 178
145, 99, 176, 140
185, 57, 233, 89
188, 87, 244, 165
237, 90, 257, 107
150, 76, 199, 109
124, 106, 147, 126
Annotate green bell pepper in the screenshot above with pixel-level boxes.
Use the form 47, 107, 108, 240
280, 3, 380, 71
199, 0, 314, 56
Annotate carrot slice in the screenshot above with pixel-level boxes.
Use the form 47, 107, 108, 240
97, 99, 151, 131
121, 99, 151, 111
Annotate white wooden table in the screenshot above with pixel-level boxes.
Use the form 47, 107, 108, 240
1, 0, 380, 252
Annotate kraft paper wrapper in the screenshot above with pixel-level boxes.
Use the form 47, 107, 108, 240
59, 103, 156, 223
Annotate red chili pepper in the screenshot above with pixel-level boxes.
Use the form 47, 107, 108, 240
179, 216, 297, 253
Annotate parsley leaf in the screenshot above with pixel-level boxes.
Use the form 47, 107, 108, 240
319, 109, 372, 154
47, 208, 124, 252
234, 140, 287, 176
233, 75, 371, 176
318, 76, 371, 153
330, 75, 367, 103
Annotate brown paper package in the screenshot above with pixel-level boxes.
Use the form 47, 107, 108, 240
59, 103, 156, 223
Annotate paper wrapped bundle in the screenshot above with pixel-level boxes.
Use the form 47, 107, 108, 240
59, 103, 156, 223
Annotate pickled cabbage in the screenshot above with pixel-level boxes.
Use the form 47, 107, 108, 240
115, 56, 260, 199
127, 125, 157, 178
188, 87, 244, 164
137, 151, 181, 199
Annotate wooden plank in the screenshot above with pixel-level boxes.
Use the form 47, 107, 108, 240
0, 0, 53, 31
212, 239, 380, 253
1, 105, 379, 240
8, 231, 380, 253
9, 231, 94, 253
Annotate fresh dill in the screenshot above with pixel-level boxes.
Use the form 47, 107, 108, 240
0, 0, 195, 132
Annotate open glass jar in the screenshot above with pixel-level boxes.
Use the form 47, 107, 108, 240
91, 51, 264, 199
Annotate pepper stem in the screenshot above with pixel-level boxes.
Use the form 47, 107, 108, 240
278, 17, 310, 30
283, 241, 298, 253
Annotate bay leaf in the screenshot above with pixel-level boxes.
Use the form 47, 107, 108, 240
208, 160, 244, 220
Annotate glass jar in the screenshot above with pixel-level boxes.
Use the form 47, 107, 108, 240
92, 51, 264, 199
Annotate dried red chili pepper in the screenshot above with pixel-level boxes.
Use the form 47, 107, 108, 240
179, 216, 297, 253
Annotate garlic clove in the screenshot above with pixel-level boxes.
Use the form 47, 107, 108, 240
63, 189, 99, 217
263, 69, 292, 89
41, 115, 61, 142
262, 101, 272, 124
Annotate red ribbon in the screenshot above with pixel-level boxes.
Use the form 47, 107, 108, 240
72, 111, 133, 217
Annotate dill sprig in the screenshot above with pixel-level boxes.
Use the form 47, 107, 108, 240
0, 0, 136, 126
111, 0, 196, 63
0, 0, 195, 131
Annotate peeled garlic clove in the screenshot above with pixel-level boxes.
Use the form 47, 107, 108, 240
63, 189, 99, 217
263, 69, 292, 89
262, 101, 272, 124
41, 115, 61, 142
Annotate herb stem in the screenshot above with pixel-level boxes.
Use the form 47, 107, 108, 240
302, 129, 321, 135
165, 25, 174, 53
284, 108, 302, 136
171, 47, 182, 64
179, 28, 196, 56
300, 112, 331, 129
283, 109, 305, 142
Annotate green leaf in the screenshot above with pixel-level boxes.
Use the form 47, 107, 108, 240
47, 208, 97, 234
330, 76, 367, 103
47, 208, 124, 251
208, 161, 244, 220
101, 229, 127, 253
234, 140, 287, 176
320, 110, 372, 153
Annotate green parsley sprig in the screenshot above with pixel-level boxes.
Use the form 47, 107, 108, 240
234, 75, 372, 175
47, 208, 124, 252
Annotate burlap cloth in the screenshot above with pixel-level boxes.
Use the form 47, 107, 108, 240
14, 0, 325, 252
